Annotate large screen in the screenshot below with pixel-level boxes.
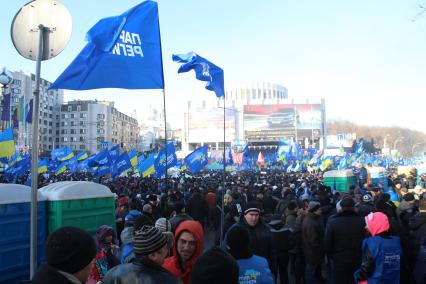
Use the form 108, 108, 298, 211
243, 104, 322, 139
188, 107, 236, 142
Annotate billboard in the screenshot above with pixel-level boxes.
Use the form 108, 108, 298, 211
188, 107, 236, 142
243, 104, 322, 139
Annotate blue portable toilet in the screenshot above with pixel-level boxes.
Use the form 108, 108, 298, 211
0, 184, 46, 284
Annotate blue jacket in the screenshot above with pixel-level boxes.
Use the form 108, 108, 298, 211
237, 255, 275, 284
120, 243, 134, 264
357, 236, 401, 284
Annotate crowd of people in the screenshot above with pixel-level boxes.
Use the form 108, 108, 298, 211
21, 168, 426, 283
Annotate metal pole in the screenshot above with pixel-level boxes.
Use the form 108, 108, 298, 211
220, 95, 226, 246
30, 24, 44, 278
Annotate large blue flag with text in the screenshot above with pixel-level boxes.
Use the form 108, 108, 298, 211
185, 145, 208, 173
154, 142, 177, 177
112, 152, 132, 178
49, 1, 163, 90
172, 52, 224, 97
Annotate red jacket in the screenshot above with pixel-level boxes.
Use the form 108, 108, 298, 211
163, 220, 204, 284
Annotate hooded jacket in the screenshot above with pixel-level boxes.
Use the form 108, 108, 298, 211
163, 220, 204, 284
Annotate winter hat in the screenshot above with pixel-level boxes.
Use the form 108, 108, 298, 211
125, 210, 142, 226
340, 197, 355, 208
363, 194, 373, 203
226, 225, 252, 259
46, 226, 96, 274
133, 225, 167, 256
133, 215, 153, 232
191, 247, 239, 284
142, 204, 153, 214
402, 192, 415, 202
365, 212, 390, 237
243, 201, 261, 215
155, 218, 172, 233
308, 201, 321, 213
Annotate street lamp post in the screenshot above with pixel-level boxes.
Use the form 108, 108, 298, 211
0, 68, 14, 130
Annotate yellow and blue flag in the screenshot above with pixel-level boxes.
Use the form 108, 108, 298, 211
76, 151, 88, 161
137, 155, 155, 177
38, 159, 48, 174
0, 128, 15, 158
52, 147, 74, 161
129, 149, 138, 168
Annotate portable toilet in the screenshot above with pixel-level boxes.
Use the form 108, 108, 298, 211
323, 169, 357, 192
39, 181, 116, 236
367, 167, 388, 190
0, 184, 46, 284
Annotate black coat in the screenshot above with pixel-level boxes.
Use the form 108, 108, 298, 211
324, 210, 366, 266
102, 258, 181, 284
229, 216, 274, 270
302, 212, 325, 265
31, 263, 78, 284
186, 192, 208, 223
169, 213, 193, 234
409, 212, 426, 261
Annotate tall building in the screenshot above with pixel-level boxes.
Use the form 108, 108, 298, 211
58, 100, 139, 154
0, 70, 64, 153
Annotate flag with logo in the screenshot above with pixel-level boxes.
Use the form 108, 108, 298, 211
154, 142, 177, 177
172, 52, 224, 97
49, 1, 163, 90
184, 145, 208, 173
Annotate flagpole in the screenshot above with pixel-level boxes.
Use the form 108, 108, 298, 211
157, 7, 168, 191
220, 95, 226, 246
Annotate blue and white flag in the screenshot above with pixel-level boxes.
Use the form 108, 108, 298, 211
185, 145, 208, 173
154, 142, 177, 177
49, 1, 163, 90
88, 149, 112, 167
51, 147, 74, 161
172, 52, 224, 97
112, 152, 132, 177
109, 144, 120, 162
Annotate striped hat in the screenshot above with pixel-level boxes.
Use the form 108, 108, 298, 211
134, 225, 167, 256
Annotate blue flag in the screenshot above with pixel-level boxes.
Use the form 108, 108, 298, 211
1, 93, 10, 121
49, 1, 163, 90
109, 144, 120, 162
172, 52, 224, 97
95, 164, 111, 177
88, 149, 112, 167
26, 99, 33, 123
112, 152, 132, 177
185, 145, 208, 173
154, 142, 177, 177
137, 155, 155, 177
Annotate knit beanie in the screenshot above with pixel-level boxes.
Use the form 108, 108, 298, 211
226, 225, 253, 259
190, 247, 239, 284
134, 225, 167, 256
243, 201, 261, 215
155, 218, 172, 233
46, 226, 96, 274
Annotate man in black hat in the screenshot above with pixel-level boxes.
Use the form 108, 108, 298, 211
324, 196, 365, 284
32, 226, 97, 284
226, 201, 275, 273
103, 225, 180, 284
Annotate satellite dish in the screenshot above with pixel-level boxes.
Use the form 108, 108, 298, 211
10, 0, 72, 61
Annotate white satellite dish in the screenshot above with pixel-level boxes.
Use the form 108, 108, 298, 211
10, 0, 72, 61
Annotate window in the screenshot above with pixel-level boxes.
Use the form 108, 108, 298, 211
97, 129, 105, 134
80, 121, 84, 126
49, 114, 52, 118
56, 130, 59, 135
56, 122, 60, 127
70, 121, 75, 126
68, 106, 72, 112
55, 138, 59, 143
70, 129, 76, 134
61, 114, 65, 119
79, 136, 84, 142
61, 129, 67, 134
49, 129, 52, 134
97, 114, 105, 119
70, 113, 75, 119
80, 129, 86, 134
49, 122, 52, 126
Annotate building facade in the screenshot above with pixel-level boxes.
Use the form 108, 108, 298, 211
58, 100, 139, 154
0, 70, 64, 154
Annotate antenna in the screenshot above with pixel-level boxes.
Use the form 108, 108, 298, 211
10, 0, 72, 278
